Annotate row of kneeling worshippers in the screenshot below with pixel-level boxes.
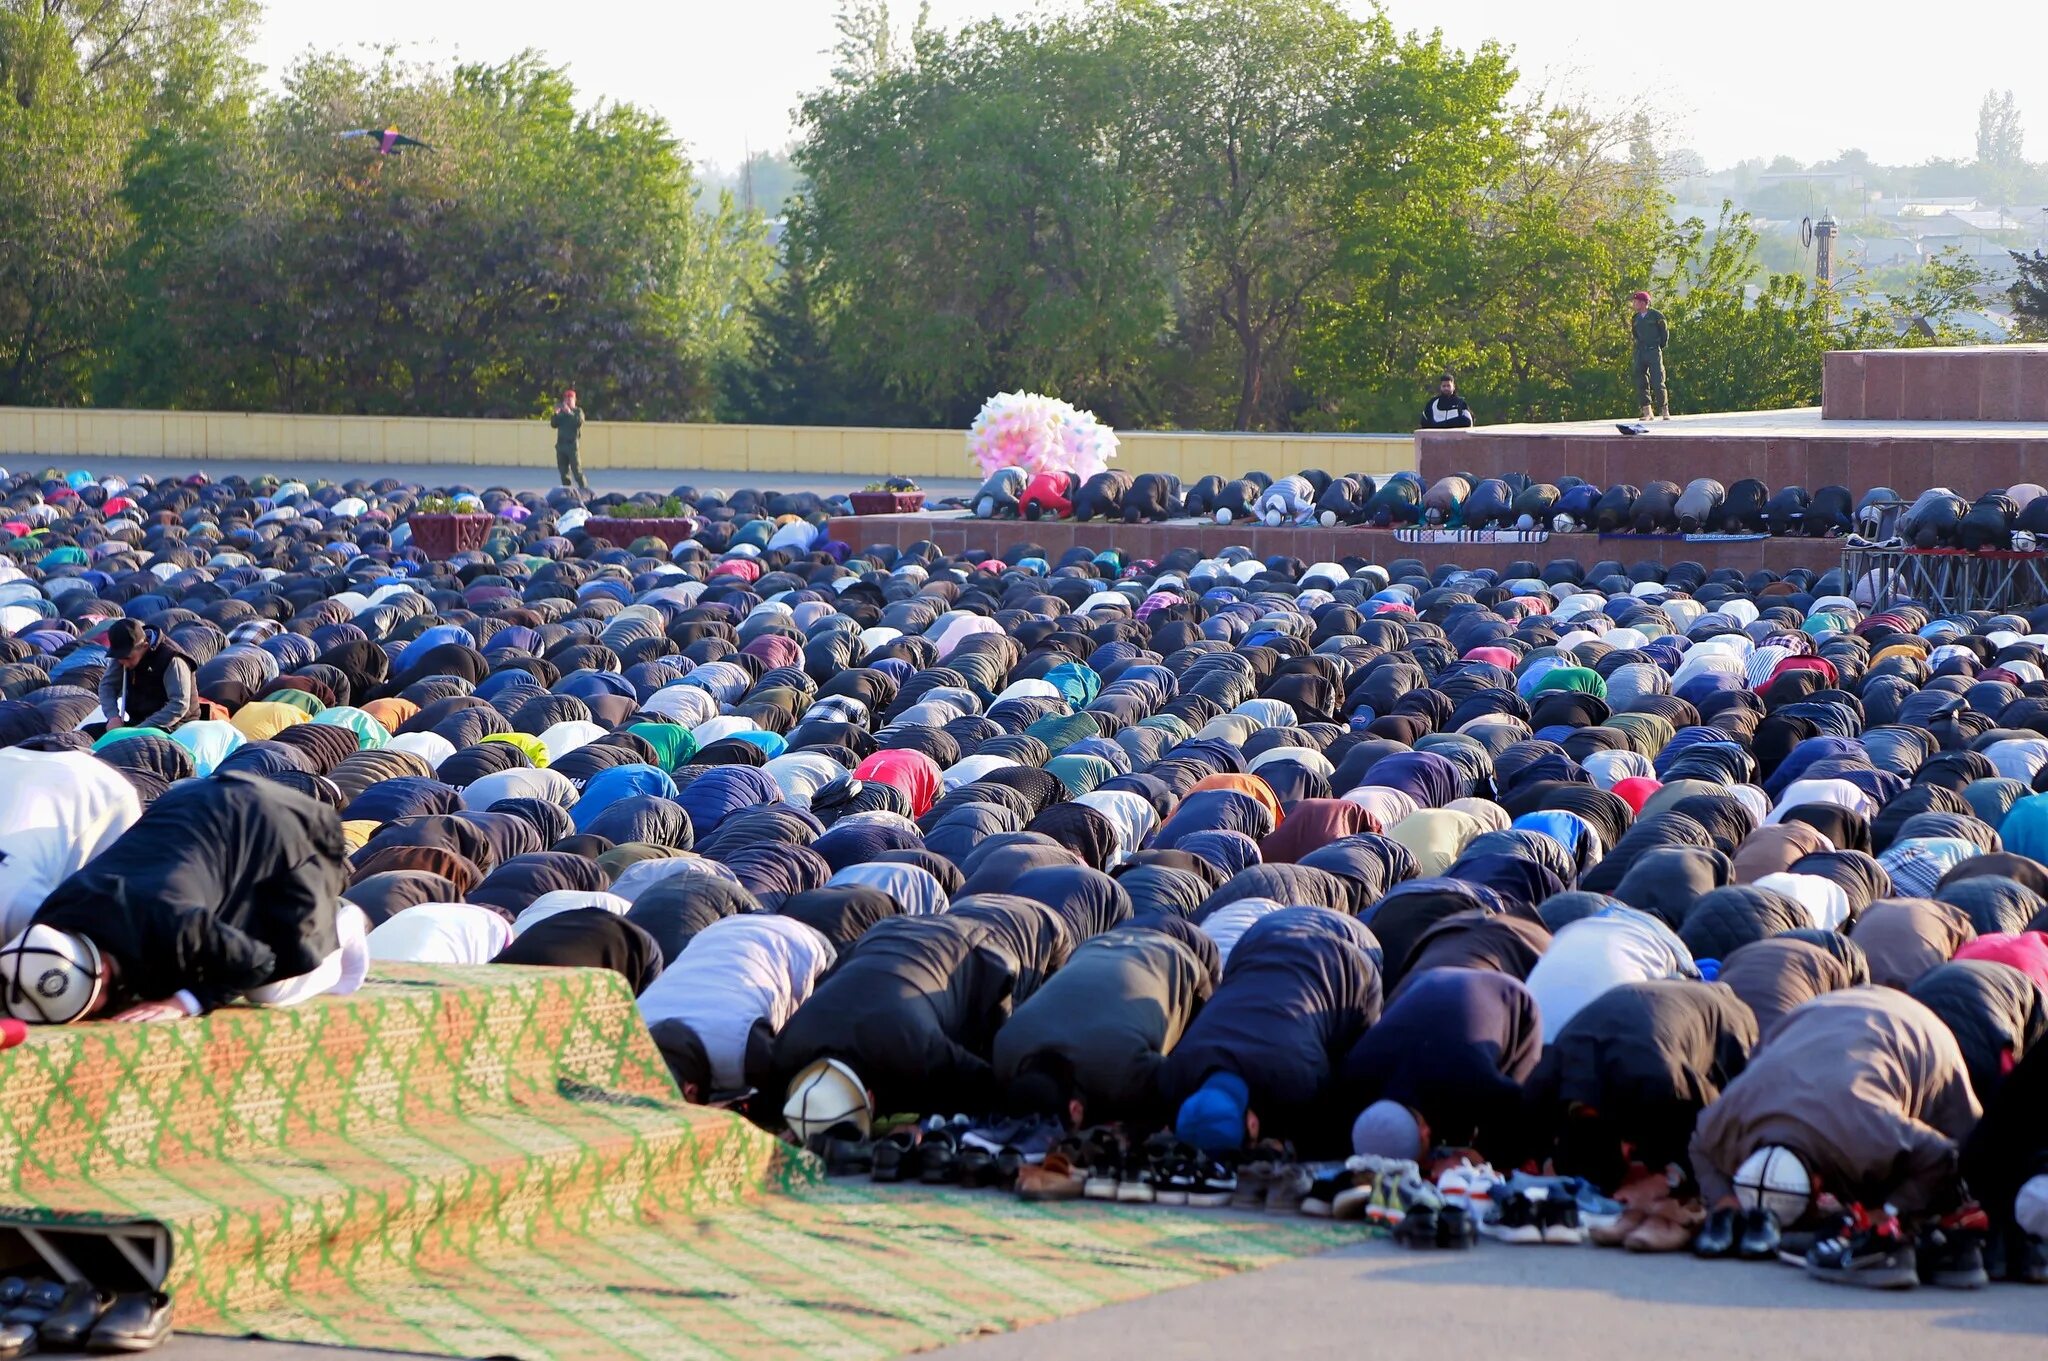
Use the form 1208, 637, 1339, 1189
970, 464, 2048, 549
3, 466, 2048, 1287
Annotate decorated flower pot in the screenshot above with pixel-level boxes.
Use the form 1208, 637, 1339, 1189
405, 512, 494, 557
849, 491, 927, 516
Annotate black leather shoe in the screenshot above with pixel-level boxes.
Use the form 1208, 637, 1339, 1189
917, 1130, 960, 1184
870, 1131, 919, 1183
85, 1290, 173, 1353
956, 1144, 996, 1188
1692, 1205, 1739, 1258
37, 1281, 114, 1349
1737, 1207, 1782, 1261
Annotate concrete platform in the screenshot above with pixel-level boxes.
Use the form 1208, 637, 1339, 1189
827, 511, 1849, 578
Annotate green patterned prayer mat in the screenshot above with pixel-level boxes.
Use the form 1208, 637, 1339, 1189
0, 964, 1356, 1358
217, 1186, 1356, 1360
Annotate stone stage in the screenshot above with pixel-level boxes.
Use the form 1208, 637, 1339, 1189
1419, 344, 2048, 498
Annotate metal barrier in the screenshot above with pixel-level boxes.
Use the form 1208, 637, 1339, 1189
1842, 543, 2048, 613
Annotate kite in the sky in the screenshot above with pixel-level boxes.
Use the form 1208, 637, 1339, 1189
338, 127, 435, 156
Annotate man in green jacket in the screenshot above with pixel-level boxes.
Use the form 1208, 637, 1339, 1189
550, 388, 590, 491
1630, 291, 1671, 420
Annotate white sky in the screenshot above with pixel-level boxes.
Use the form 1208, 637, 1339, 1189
251, 0, 2048, 174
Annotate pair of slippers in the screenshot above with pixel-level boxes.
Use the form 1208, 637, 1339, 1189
0, 1276, 173, 1355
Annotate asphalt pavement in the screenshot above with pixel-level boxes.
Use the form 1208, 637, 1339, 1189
166, 1234, 2046, 1360
929, 1237, 2047, 1361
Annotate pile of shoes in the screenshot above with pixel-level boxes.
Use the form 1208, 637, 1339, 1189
0, 1274, 174, 1355
1472, 1173, 1622, 1247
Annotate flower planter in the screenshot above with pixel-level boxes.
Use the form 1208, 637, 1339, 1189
582, 516, 699, 549
849, 491, 926, 516
405, 512, 494, 557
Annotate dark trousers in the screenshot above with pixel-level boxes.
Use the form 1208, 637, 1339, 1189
555, 445, 588, 489
1633, 351, 1668, 410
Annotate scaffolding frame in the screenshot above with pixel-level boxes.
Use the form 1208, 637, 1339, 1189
1843, 543, 2048, 614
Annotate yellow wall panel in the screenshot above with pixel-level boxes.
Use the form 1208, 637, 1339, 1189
746, 426, 797, 474
0, 407, 1417, 481
695, 425, 748, 472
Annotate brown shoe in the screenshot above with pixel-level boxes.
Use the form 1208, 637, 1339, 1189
1017, 1152, 1085, 1201
1592, 1203, 1652, 1247
1625, 1198, 1705, 1253
1594, 1176, 1672, 1245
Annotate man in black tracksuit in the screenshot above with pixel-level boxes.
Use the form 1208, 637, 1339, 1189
30, 773, 347, 1020
1420, 374, 1474, 430
993, 925, 1215, 1127
96, 618, 197, 732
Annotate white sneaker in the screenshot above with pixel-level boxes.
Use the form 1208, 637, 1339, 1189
1437, 1160, 1498, 1213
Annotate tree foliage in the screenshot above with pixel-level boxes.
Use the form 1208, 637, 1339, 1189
2011, 250, 2048, 341
0, 0, 2004, 429
2, 11, 770, 418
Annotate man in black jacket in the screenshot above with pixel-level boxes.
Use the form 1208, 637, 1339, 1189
993, 924, 1215, 1128
771, 898, 1067, 1120
1420, 374, 1474, 430
96, 619, 197, 732
5, 774, 347, 1022
1339, 968, 1543, 1166
1160, 908, 1382, 1156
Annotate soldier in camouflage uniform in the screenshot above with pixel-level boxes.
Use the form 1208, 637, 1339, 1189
1630, 290, 1671, 420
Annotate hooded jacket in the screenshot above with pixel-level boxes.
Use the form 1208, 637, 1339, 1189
1689, 987, 1981, 1213
34, 773, 346, 1012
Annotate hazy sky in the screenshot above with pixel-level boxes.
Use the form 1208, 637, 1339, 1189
252, 1, 2048, 173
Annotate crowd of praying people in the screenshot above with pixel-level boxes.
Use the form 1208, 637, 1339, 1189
967, 464, 2048, 550
1, 465, 2045, 1296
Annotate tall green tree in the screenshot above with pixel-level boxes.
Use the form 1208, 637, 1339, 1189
792, 3, 1176, 425
0, 0, 253, 403
104, 51, 771, 418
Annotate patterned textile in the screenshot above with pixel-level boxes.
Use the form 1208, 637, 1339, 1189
0, 968, 1349, 1359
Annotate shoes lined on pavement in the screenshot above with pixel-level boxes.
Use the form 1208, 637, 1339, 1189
870, 1130, 920, 1184
1537, 1191, 1585, 1245
1016, 1150, 1086, 1201
1437, 1203, 1477, 1250
1806, 1205, 1918, 1290
1692, 1204, 1738, 1258
1737, 1206, 1782, 1261
1919, 1205, 1989, 1289
1482, 1190, 1544, 1245
1624, 1198, 1704, 1253
1265, 1162, 1314, 1214
1189, 1157, 1238, 1208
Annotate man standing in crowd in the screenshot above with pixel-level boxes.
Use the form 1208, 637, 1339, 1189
1420, 373, 1474, 429
551, 387, 590, 492
96, 619, 196, 733
1630, 291, 1671, 421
